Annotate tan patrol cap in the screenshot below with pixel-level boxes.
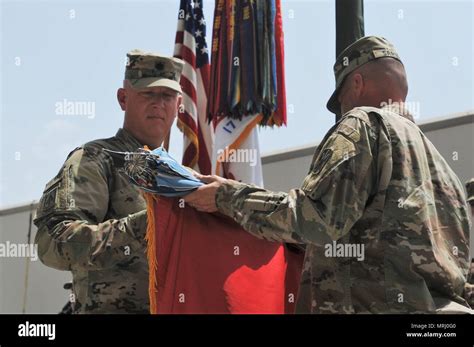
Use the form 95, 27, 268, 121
327, 36, 403, 115
125, 49, 184, 93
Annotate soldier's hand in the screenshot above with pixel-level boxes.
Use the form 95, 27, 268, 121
184, 174, 228, 213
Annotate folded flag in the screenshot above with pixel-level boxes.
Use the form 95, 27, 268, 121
105, 146, 304, 313
144, 195, 304, 314
103, 147, 203, 197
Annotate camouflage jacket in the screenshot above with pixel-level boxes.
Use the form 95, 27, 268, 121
216, 103, 472, 313
34, 128, 149, 314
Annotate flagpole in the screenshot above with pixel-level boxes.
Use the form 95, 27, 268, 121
335, 0, 365, 57
335, 0, 365, 122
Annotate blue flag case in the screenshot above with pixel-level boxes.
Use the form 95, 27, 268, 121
103, 147, 203, 197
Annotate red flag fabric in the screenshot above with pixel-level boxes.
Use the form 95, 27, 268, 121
271, 0, 287, 126
145, 194, 303, 314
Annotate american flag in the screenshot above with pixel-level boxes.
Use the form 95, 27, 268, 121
174, 0, 213, 175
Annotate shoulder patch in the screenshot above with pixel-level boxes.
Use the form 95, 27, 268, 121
36, 175, 64, 220
337, 122, 357, 137
40, 184, 58, 213
336, 120, 361, 143
346, 108, 372, 124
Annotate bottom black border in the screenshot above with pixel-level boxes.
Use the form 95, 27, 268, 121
0, 314, 472, 346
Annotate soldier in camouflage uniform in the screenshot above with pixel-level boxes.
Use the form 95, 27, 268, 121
466, 178, 474, 300
185, 36, 473, 313
34, 50, 184, 313
466, 178, 474, 220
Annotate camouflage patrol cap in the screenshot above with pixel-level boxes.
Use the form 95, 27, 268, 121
466, 178, 474, 203
125, 49, 184, 93
326, 36, 403, 115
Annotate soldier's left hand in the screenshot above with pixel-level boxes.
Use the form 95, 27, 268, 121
184, 174, 228, 212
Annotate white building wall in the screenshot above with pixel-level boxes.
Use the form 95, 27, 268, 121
0, 207, 71, 313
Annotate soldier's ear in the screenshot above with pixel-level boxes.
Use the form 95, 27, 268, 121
117, 88, 127, 111
352, 73, 365, 98
176, 94, 183, 113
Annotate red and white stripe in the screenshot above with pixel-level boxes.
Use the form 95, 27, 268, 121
174, 9, 213, 174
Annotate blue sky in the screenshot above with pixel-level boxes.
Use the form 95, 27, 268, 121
1, 0, 473, 208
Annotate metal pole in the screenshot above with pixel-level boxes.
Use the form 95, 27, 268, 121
334, 0, 365, 122
336, 0, 365, 57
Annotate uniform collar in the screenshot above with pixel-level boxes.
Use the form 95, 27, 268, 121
381, 102, 415, 123
115, 128, 143, 151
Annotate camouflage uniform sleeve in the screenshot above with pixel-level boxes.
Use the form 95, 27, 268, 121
34, 146, 147, 271
216, 115, 377, 246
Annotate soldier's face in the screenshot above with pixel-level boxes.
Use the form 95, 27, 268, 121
119, 85, 182, 148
